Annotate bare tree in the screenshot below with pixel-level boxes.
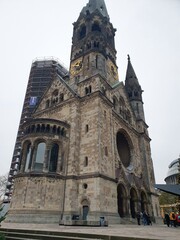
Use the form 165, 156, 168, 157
0, 174, 8, 201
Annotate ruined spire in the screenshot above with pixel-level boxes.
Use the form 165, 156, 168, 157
81, 0, 109, 19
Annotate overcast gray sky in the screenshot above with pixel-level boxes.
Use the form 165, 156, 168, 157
0, 0, 180, 184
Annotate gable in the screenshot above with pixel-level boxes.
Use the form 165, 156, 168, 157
34, 75, 76, 114
110, 82, 136, 125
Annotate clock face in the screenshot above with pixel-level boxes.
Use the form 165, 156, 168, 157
70, 58, 83, 76
109, 63, 118, 80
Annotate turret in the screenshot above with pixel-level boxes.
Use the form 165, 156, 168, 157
125, 55, 145, 121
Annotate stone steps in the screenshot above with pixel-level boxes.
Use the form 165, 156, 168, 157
0, 227, 159, 240
0, 229, 103, 240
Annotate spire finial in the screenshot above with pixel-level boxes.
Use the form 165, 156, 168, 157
127, 54, 130, 61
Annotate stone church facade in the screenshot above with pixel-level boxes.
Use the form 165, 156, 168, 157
7, 0, 160, 224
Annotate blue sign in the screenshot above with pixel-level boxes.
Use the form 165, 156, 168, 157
29, 97, 37, 106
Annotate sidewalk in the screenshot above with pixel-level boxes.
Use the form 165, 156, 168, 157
1, 222, 179, 240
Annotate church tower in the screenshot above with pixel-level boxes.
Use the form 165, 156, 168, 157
6, 0, 160, 224
69, 0, 118, 89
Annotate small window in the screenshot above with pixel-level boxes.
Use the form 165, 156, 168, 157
105, 146, 108, 157
92, 22, 101, 32
52, 89, 58, 96
87, 42, 91, 50
94, 41, 99, 48
46, 99, 50, 108
89, 85, 92, 93
83, 183, 88, 189
87, 56, 90, 69
84, 157, 88, 167
85, 86, 92, 95
60, 93, 64, 102
96, 55, 98, 68
85, 124, 89, 133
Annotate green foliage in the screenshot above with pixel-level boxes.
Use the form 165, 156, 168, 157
159, 191, 178, 205
0, 233, 5, 240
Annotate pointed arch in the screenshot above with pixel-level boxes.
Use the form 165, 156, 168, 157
130, 187, 138, 218
79, 24, 86, 40
81, 198, 90, 220
117, 183, 128, 218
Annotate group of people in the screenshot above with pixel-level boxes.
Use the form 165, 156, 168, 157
164, 211, 180, 227
136, 211, 152, 226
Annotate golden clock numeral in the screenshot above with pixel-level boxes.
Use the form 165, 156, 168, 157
70, 59, 83, 75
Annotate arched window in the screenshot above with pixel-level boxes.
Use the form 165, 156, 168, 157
52, 89, 59, 105
126, 110, 131, 124
89, 85, 92, 93
85, 86, 92, 95
105, 146, 108, 157
92, 22, 101, 32
96, 55, 98, 68
79, 25, 86, 39
86, 42, 91, 50
49, 143, 59, 172
116, 132, 131, 168
113, 96, 118, 111
24, 143, 31, 172
34, 142, 46, 172
119, 97, 125, 116
59, 93, 64, 102
46, 99, 50, 108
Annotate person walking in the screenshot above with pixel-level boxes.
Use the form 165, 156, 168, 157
169, 212, 176, 227
136, 211, 141, 225
142, 211, 148, 226
164, 213, 170, 227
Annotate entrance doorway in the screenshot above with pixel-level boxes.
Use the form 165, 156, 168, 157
82, 205, 89, 220
130, 188, 138, 218
141, 191, 147, 213
117, 184, 127, 217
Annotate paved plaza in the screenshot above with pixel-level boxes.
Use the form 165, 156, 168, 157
1, 222, 179, 240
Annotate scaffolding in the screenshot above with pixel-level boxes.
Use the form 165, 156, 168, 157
4, 58, 69, 203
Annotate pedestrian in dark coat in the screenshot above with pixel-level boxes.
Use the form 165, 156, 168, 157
164, 213, 170, 227
136, 211, 141, 225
